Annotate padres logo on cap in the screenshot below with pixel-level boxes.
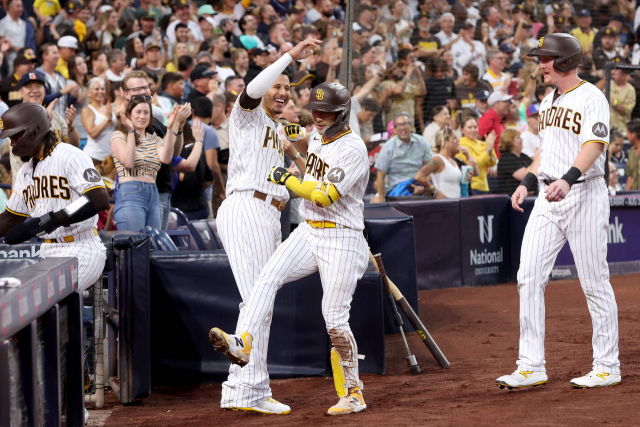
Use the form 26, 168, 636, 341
29, 73, 37, 80
538, 37, 544, 48
316, 89, 324, 100
0, 119, 4, 130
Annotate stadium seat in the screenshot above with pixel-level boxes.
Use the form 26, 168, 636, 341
176, 225, 199, 250
170, 207, 189, 228
188, 220, 221, 250
204, 219, 224, 249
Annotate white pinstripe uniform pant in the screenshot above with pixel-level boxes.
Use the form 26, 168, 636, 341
517, 179, 620, 374
40, 231, 106, 292
217, 192, 282, 408
238, 221, 369, 390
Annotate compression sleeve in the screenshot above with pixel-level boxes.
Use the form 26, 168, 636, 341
54, 187, 110, 227
246, 53, 293, 99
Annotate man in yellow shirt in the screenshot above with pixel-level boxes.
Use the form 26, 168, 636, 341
610, 68, 636, 133
55, 36, 78, 79
570, 10, 597, 54
33, 0, 61, 24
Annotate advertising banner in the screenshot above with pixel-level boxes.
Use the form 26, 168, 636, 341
459, 196, 512, 286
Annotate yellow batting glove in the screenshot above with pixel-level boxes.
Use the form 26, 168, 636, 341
283, 124, 306, 142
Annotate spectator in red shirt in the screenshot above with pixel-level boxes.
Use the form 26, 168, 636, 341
478, 91, 511, 157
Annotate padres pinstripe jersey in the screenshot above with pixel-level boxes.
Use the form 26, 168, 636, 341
299, 128, 369, 231
225, 96, 289, 201
537, 81, 609, 181
6, 142, 106, 239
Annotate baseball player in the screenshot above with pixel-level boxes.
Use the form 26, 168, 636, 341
208, 39, 320, 415
0, 102, 108, 292
497, 34, 620, 390
210, 82, 370, 416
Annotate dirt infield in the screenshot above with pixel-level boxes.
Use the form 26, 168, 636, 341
100, 273, 640, 426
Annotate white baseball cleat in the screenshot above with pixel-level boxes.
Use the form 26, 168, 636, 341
327, 387, 366, 415
496, 370, 548, 389
226, 397, 291, 414
570, 370, 621, 388
209, 328, 253, 367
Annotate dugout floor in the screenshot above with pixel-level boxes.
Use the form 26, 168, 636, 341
96, 273, 640, 426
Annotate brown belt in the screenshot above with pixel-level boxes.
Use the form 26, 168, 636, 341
253, 191, 287, 212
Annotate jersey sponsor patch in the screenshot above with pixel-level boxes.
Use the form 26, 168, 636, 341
83, 168, 102, 182
592, 122, 608, 138
326, 167, 345, 183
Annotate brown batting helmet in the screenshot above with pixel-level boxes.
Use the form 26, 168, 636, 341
527, 33, 582, 72
304, 82, 351, 139
0, 103, 51, 156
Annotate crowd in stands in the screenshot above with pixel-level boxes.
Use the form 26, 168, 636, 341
1, 0, 640, 232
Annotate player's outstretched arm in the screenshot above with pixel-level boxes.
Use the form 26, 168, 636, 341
4, 188, 109, 245
241, 39, 321, 109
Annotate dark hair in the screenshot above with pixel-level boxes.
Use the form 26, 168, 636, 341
429, 58, 447, 74
147, 71, 159, 84
361, 97, 382, 114
610, 127, 624, 141
473, 19, 493, 47
108, 80, 122, 103
192, 97, 214, 118
68, 54, 88, 86
225, 75, 243, 89
535, 84, 549, 101
462, 63, 479, 81
117, 97, 154, 144
360, 43, 374, 55
178, 54, 196, 72
432, 105, 447, 118
627, 119, 640, 136
159, 14, 173, 33
160, 72, 184, 91
239, 14, 252, 31
124, 37, 143, 61
175, 22, 189, 31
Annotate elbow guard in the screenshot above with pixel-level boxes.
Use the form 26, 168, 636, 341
311, 181, 341, 208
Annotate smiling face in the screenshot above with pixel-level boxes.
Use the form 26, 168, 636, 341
394, 114, 413, 140
108, 11, 119, 27
462, 118, 478, 140
74, 56, 88, 75
134, 38, 144, 54
175, 43, 189, 57
263, 74, 291, 115
19, 81, 46, 104
93, 53, 108, 74
89, 79, 106, 102
176, 27, 190, 42
141, 18, 155, 34
130, 102, 151, 131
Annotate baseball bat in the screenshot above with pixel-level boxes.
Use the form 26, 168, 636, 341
373, 254, 420, 375
369, 250, 450, 369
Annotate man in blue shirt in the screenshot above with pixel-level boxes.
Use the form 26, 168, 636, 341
372, 112, 433, 202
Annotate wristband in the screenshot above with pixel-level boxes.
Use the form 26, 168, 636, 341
292, 152, 301, 160
128, 130, 136, 133
195, 139, 204, 143
560, 166, 582, 187
178, 129, 184, 135
68, 126, 75, 133
520, 172, 538, 191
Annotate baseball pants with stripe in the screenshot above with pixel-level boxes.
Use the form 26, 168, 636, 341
217, 192, 282, 408
239, 221, 369, 389
517, 179, 620, 374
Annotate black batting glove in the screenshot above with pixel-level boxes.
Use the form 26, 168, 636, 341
267, 166, 292, 185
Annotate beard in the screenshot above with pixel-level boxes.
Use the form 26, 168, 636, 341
322, 10, 333, 17
20, 155, 31, 163
391, 71, 405, 81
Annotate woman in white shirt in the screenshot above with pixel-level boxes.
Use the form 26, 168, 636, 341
414, 127, 478, 198
81, 78, 117, 169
